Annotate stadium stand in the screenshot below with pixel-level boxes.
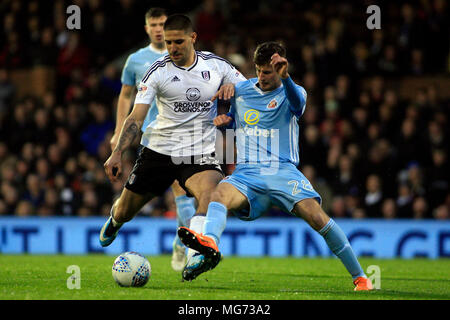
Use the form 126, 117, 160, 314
0, 0, 448, 220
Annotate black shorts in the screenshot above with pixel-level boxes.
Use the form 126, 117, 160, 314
124, 147, 223, 197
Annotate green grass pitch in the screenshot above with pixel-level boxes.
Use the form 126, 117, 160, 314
0, 255, 449, 300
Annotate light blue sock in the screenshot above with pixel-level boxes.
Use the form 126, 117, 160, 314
203, 202, 227, 245
174, 195, 196, 247
175, 195, 196, 227
319, 219, 366, 280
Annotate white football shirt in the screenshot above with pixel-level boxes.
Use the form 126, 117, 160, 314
135, 51, 246, 157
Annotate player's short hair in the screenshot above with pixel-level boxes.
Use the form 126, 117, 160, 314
163, 14, 193, 33
253, 42, 286, 66
145, 7, 167, 21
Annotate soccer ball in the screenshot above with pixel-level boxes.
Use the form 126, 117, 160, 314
112, 251, 151, 287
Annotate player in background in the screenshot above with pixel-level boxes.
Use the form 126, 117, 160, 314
109, 8, 195, 272
100, 14, 246, 276
178, 42, 373, 290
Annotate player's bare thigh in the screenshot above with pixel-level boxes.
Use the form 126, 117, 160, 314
210, 181, 249, 212
184, 170, 223, 213
292, 198, 330, 231
112, 187, 153, 223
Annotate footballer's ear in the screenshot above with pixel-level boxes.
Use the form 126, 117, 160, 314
191, 32, 197, 44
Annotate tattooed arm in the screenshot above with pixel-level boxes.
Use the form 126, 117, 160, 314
113, 117, 142, 153
104, 103, 150, 182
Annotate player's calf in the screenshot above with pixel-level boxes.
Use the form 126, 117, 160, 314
293, 199, 369, 287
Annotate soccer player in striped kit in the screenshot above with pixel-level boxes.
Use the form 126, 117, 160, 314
108, 8, 196, 271
100, 14, 246, 275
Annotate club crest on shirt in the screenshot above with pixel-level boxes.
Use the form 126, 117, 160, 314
186, 88, 201, 101
128, 173, 136, 185
267, 99, 278, 109
201, 71, 210, 81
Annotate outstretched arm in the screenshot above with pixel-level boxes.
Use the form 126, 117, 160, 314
211, 83, 236, 102
104, 103, 149, 182
111, 84, 134, 151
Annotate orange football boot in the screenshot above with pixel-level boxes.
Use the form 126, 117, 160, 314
353, 277, 374, 291
177, 227, 220, 257
177, 227, 221, 281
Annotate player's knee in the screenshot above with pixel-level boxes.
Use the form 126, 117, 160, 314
210, 185, 237, 209
295, 199, 329, 231
210, 187, 226, 203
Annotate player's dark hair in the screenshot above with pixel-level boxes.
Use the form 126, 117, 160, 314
253, 42, 286, 66
163, 14, 193, 33
145, 7, 167, 21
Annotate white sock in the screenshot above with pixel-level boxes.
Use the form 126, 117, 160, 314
187, 215, 205, 260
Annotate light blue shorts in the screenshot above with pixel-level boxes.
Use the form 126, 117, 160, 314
220, 162, 321, 221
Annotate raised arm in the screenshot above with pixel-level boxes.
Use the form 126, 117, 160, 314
281, 77, 306, 117
271, 53, 306, 117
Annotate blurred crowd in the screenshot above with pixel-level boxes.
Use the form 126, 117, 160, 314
0, 0, 448, 220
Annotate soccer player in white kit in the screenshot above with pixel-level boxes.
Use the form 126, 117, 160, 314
100, 15, 246, 271
109, 8, 196, 272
